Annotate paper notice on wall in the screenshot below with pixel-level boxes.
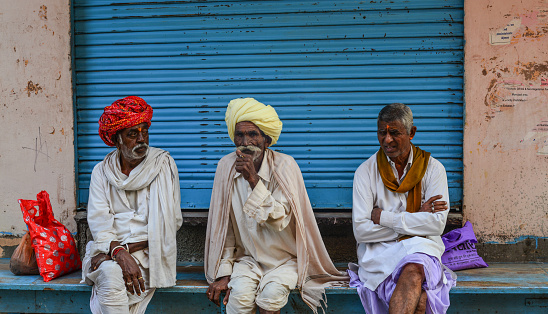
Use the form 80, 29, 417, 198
481, 59, 548, 155
489, 18, 522, 45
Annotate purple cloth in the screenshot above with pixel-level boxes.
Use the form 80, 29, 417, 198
348, 253, 456, 314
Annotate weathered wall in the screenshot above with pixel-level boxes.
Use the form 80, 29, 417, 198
0, 1, 74, 257
2, 0, 545, 262
464, 0, 548, 244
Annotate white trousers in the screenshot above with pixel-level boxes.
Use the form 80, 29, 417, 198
82, 242, 155, 314
226, 257, 298, 314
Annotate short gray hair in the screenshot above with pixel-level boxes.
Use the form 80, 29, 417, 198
377, 103, 413, 134
117, 133, 124, 146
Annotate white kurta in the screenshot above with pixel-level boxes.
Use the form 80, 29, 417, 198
217, 155, 298, 281
82, 147, 182, 314
87, 159, 150, 266
352, 149, 449, 290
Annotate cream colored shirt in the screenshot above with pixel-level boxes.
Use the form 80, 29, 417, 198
352, 149, 449, 290
216, 156, 297, 278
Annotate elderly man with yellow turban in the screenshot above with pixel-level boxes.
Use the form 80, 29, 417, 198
205, 98, 348, 314
81, 96, 182, 314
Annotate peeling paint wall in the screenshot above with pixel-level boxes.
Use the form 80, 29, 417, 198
0, 1, 75, 249
464, 0, 548, 242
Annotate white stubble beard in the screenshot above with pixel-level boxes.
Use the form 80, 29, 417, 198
118, 135, 149, 162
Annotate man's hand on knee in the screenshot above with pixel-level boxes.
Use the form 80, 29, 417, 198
115, 250, 146, 296
90, 253, 111, 271
207, 276, 231, 307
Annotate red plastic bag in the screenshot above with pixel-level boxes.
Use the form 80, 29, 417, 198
19, 191, 81, 281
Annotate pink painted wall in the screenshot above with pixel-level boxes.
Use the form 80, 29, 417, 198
0, 1, 75, 250
464, 0, 548, 242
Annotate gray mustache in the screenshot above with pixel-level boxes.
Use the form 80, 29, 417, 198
133, 143, 149, 153
236, 145, 261, 152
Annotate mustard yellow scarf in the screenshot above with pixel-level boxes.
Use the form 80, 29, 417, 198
377, 144, 430, 240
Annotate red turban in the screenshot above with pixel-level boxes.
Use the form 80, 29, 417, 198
98, 96, 153, 147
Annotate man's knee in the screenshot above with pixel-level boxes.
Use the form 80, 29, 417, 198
256, 282, 291, 311
400, 263, 425, 282
229, 285, 256, 305
95, 261, 125, 291
227, 276, 259, 310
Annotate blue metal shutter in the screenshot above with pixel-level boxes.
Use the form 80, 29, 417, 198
74, 0, 464, 210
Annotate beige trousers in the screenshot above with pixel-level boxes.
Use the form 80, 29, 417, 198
226, 257, 298, 314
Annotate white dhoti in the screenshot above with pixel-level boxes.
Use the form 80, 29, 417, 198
227, 257, 298, 314
82, 242, 156, 314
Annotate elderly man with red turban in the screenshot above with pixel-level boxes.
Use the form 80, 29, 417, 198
81, 96, 182, 314
205, 98, 348, 314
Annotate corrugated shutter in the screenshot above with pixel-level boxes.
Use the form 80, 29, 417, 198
74, 0, 464, 210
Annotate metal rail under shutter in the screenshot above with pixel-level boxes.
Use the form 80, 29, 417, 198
73, 0, 464, 210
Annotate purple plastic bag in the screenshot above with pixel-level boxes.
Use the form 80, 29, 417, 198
441, 221, 488, 271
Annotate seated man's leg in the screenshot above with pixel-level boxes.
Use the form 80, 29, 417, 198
87, 260, 132, 314
256, 259, 298, 314
389, 263, 425, 314
87, 259, 154, 314
255, 281, 292, 314
414, 290, 427, 314
226, 260, 261, 314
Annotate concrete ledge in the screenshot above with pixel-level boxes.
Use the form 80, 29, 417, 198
73, 210, 463, 263
74, 210, 463, 228
476, 238, 548, 263
168, 211, 463, 228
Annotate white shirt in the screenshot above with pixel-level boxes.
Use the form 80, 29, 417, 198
217, 156, 297, 278
352, 149, 449, 290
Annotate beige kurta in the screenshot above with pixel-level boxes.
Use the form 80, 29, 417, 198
205, 149, 349, 313
216, 156, 297, 280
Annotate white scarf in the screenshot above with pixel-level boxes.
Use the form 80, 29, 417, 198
103, 147, 182, 288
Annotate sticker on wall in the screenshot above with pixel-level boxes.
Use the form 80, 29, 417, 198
489, 9, 548, 45
489, 18, 521, 45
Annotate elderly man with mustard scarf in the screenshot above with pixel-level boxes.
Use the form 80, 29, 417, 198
205, 98, 348, 314
350, 103, 456, 314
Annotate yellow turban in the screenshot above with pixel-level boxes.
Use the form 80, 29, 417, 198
225, 98, 283, 146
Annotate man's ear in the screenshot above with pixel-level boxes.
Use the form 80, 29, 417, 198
261, 132, 272, 148
113, 132, 121, 149
409, 126, 417, 140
